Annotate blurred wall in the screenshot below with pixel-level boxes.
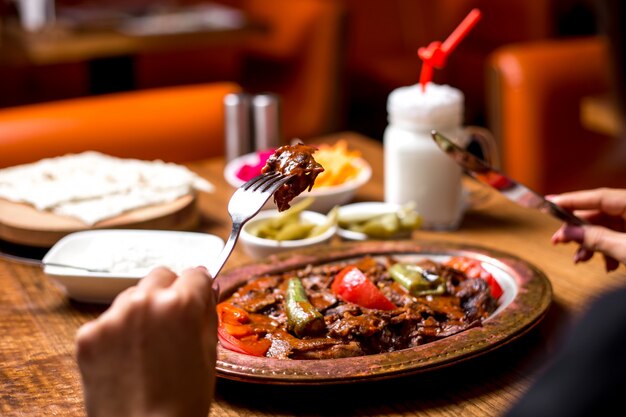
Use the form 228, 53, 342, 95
340, 0, 599, 139
0, 0, 600, 139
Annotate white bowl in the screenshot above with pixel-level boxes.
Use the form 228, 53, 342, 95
337, 202, 417, 241
240, 210, 337, 259
42, 229, 225, 304
223, 151, 372, 213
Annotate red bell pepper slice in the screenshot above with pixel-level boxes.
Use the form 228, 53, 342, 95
445, 256, 503, 300
217, 327, 270, 357
331, 265, 396, 310
217, 302, 271, 357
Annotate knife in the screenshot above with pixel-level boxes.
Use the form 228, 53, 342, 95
431, 130, 586, 226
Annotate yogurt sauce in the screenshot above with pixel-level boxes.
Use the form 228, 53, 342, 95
78, 241, 199, 276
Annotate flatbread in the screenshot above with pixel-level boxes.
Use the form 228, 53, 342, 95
0, 152, 214, 225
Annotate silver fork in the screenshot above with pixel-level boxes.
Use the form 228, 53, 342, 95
209, 171, 292, 279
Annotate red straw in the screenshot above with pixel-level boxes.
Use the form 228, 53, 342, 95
418, 8, 482, 91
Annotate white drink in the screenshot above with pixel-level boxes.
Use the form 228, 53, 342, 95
383, 83, 465, 230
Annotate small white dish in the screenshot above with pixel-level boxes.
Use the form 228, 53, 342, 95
240, 210, 337, 259
337, 202, 415, 241
42, 229, 225, 304
223, 151, 372, 213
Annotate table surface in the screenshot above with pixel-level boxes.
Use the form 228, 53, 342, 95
2, 131, 625, 417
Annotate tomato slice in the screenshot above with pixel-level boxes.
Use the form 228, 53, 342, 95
331, 265, 396, 310
445, 256, 503, 299
217, 302, 271, 357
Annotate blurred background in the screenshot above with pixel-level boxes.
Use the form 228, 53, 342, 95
0, 0, 623, 194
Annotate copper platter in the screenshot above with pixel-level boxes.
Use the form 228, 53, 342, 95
215, 240, 552, 385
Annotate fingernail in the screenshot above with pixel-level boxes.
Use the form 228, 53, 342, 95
574, 246, 586, 263
563, 225, 585, 244
551, 231, 560, 245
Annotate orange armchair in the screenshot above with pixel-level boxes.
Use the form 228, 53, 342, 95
0, 82, 241, 168
486, 36, 621, 195
134, 0, 346, 143
238, 0, 346, 141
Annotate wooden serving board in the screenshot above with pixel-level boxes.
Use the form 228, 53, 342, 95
0, 194, 200, 248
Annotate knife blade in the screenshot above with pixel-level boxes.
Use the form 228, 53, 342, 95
431, 130, 586, 226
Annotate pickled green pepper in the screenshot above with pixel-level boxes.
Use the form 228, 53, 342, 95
389, 263, 445, 296
285, 277, 325, 337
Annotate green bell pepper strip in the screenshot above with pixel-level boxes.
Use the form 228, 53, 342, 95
285, 277, 326, 337
388, 263, 446, 296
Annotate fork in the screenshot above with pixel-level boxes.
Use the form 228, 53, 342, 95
209, 171, 293, 279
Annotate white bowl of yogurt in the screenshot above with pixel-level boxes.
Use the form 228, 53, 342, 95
42, 229, 224, 304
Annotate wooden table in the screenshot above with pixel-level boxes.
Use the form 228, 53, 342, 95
2, 132, 625, 417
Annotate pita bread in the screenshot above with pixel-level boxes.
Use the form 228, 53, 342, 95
0, 152, 214, 225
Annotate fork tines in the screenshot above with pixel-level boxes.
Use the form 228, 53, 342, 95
243, 171, 285, 192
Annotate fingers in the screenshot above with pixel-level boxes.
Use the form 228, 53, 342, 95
84, 266, 213, 340
106, 266, 211, 315
553, 224, 626, 269
91, 267, 176, 328
108, 284, 136, 311
552, 224, 585, 245
548, 188, 626, 217
75, 319, 101, 364
604, 255, 620, 272
137, 267, 177, 292
76, 266, 216, 373
104, 267, 176, 316
582, 225, 626, 265
173, 266, 214, 308
574, 245, 594, 263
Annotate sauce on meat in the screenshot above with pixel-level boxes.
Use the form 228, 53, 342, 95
218, 256, 499, 359
262, 143, 324, 211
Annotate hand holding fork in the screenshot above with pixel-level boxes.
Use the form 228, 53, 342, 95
209, 171, 293, 279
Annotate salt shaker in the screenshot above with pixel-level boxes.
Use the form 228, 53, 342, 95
383, 83, 465, 230
251, 93, 281, 151
224, 93, 252, 161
